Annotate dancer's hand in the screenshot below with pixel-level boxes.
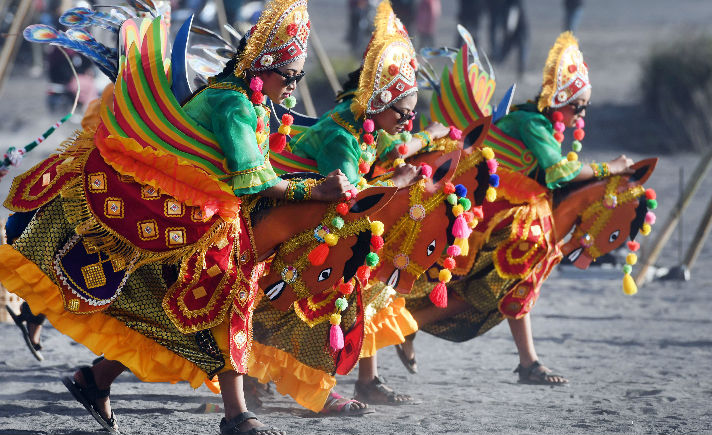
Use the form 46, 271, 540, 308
0, 167, 8, 180
391, 162, 425, 189
312, 169, 353, 201
608, 155, 635, 175
424, 122, 450, 140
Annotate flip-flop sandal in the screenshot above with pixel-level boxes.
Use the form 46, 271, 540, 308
62, 366, 119, 434
394, 343, 417, 374
5, 305, 44, 361
219, 411, 284, 435
514, 361, 568, 386
319, 392, 374, 416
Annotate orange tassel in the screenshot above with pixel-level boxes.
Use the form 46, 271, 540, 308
308, 243, 329, 265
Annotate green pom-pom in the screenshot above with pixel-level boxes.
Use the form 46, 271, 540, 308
361, 151, 374, 162
647, 199, 658, 210
458, 197, 471, 211
254, 106, 266, 118
447, 193, 458, 205
335, 297, 348, 311
283, 96, 297, 109
622, 264, 633, 274
572, 140, 582, 152
332, 217, 344, 229
366, 252, 380, 267
400, 132, 412, 143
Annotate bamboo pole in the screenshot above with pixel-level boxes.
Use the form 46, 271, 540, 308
0, 0, 33, 95
309, 28, 341, 96
635, 149, 712, 285
680, 189, 712, 273
213, 0, 231, 41
297, 77, 317, 117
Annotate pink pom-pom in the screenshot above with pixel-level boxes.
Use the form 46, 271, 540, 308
486, 158, 498, 174
249, 76, 263, 92
575, 118, 585, 129
645, 211, 656, 225
363, 119, 375, 133
447, 245, 461, 257
429, 282, 448, 307
348, 188, 359, 199
330, 324, 344, 350
452, 215, 472, 239
420, 163, 433, 178
449, 126, 462, 140
554, 121, 566, 132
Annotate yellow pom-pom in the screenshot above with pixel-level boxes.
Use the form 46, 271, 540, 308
468, 218, 479, 229
486, 186, 497, 202
482, 147, 495, 160
330, 313, 342, 325
393, 158, 405, 167
626, 253, 638, 265
454, 237, 469, 256
567, 151, 578, 161
370, 221, 385, 237
357, 178, 367, 188
325, 233, 339, 246
641, 223, 651, 235
278, 124, 291, 135
439, 269, 452, 283
622, 273, 638, 295
452, 205, 464, 216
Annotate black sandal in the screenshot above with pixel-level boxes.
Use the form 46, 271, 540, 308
61, 366, 119, 434
219, 411, 284, 435
394, 333, 417, 374
5, 305, 44, 361
514, 360, 568, 386
353, 376, 417, 406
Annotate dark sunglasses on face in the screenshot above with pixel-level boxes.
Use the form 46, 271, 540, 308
271, 69, 305, 85
569, 102, 589, 115
390, 105, 417, 124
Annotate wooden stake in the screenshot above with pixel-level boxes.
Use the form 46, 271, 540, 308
635, 149, 712, 285
0, 0, 34, 95
297, 76, 317, 118
310, 28, 341, 96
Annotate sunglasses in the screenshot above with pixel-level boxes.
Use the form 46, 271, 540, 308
271, 69, 305, 86
390, 106, 417, 124
569, 102, 589, 115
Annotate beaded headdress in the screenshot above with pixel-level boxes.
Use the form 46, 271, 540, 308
351, 2, 418, 119
234, 0, 310, 77
538, 31, 591, 112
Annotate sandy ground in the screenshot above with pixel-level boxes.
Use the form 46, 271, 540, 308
2, 0, 712, 434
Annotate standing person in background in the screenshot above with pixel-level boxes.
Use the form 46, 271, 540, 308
391, 0, 415, 31
416, 0, 440, 49
489, 0, 529, 78
455, 0, 487, 47
564, 0, 584, 32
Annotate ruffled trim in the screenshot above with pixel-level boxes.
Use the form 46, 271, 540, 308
95, 129, 240, 219
247, 341, 335, 412
360, 297, 418, 358
0, 245, 208, 388
544, 157, 582, 189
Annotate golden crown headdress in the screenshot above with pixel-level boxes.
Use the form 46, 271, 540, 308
234, 0, 310, 76
351, 1, 418, 119
538, 31, 591, 112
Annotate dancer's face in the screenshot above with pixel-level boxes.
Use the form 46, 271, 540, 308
257, 57, 306, 104
558, 87, 591, 128
372, 93, 418, 135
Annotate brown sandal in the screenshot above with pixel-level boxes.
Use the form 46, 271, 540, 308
514, 361, 568, 386
394, 333, 417, 374
353, 376, 417, 405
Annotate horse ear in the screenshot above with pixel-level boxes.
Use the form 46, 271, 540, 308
462, 117, 491, 151
426, 150, 461, 193
345, 186, 397, 221
629, 158, 658, 185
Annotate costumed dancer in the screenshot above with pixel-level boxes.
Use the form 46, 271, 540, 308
400, 31, 648, 385
248, 0, 460, 412
0, 1, 379, 434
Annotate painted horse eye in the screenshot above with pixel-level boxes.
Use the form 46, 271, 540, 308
317, 268, 332, 282
608, 230, 620, 243
427, 239, 436, 256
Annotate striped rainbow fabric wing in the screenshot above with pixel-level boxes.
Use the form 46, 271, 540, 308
429, 46, 536, 175
101, 17, 229, 177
